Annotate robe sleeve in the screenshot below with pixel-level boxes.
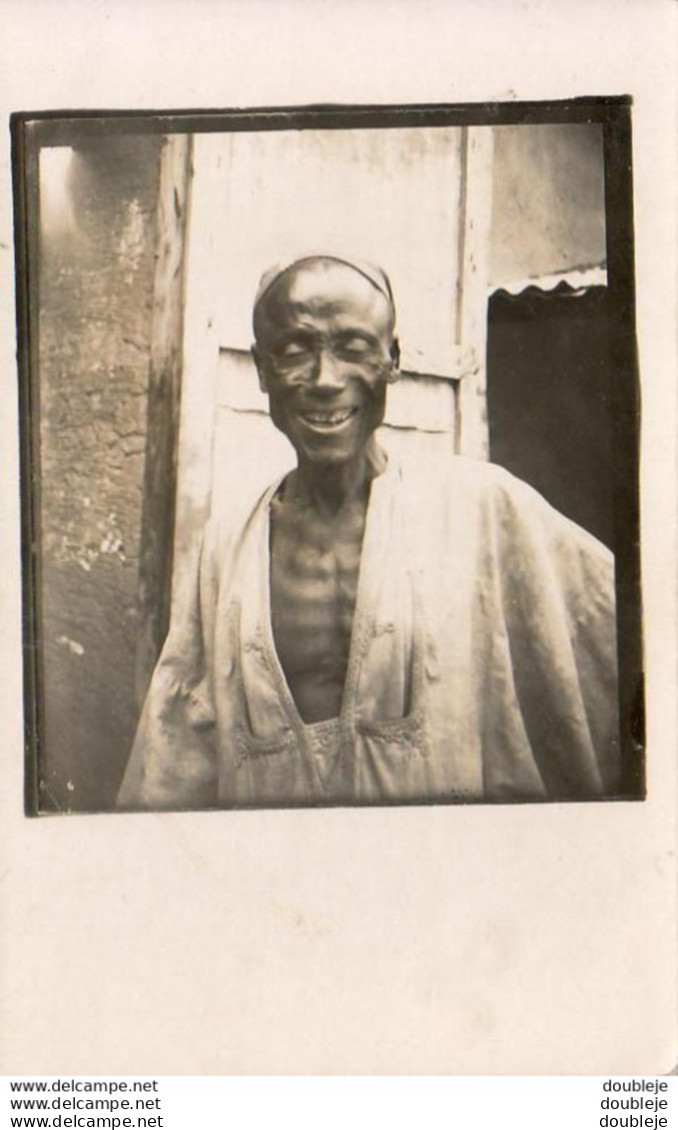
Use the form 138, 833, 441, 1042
116, 535, 219, 811
488, 466, 621, 798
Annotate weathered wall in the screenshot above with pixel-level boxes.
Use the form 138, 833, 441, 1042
490, 123, 606, 287
38, 136, 162, 812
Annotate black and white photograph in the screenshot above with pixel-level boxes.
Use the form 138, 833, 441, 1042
1, 0, 675, 1087
15, 101, 642, 815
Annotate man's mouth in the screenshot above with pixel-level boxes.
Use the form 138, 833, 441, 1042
299, 407, 358, 430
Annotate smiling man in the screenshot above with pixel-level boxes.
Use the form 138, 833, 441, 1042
117, 254, 620, 810
252, 256, 400, 728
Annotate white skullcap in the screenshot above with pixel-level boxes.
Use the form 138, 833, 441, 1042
253, 253, 395, 323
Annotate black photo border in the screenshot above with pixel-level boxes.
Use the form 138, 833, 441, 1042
11, 96, 642, 814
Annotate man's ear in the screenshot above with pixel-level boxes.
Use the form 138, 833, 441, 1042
387, 336, 401, 383
252, 344, 269, 393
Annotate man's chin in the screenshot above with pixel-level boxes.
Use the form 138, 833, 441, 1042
296, 441, 358, 467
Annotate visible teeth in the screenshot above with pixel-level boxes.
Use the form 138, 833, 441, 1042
302, 409, 356, 426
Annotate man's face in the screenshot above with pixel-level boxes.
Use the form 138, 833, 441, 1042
253, 260, 399, 468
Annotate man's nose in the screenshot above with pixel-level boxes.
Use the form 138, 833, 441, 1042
312, 348, 346, 391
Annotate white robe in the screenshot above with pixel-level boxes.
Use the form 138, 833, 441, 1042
118, 455, 620, 809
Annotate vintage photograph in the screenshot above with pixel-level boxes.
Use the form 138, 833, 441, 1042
14, 100, 642, 814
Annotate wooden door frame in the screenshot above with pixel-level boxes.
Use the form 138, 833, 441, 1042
134, 134, 193, 704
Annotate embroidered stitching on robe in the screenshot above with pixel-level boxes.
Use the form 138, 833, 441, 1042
117, 455, 620, 809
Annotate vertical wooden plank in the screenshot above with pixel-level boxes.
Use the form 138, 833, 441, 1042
455, 126, 494, 459
171, 133, 226, 611
135, 134, 192, 705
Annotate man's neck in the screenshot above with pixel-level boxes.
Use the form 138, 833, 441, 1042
289, 440, 387, 517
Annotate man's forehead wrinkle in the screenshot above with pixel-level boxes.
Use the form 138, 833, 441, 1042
253, 254, 396, 327
256, 265, 394, 343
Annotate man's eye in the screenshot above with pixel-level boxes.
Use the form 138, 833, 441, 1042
337, 339, 372, 357
278, 341, 311, 357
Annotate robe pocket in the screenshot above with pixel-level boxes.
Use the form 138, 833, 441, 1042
356, 707, 430, 759
232, 724, 297, 767
229, 725, 316, 806
355, 709, 433, 801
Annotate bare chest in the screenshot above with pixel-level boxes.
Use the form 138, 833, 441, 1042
269, 499, 367, 722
